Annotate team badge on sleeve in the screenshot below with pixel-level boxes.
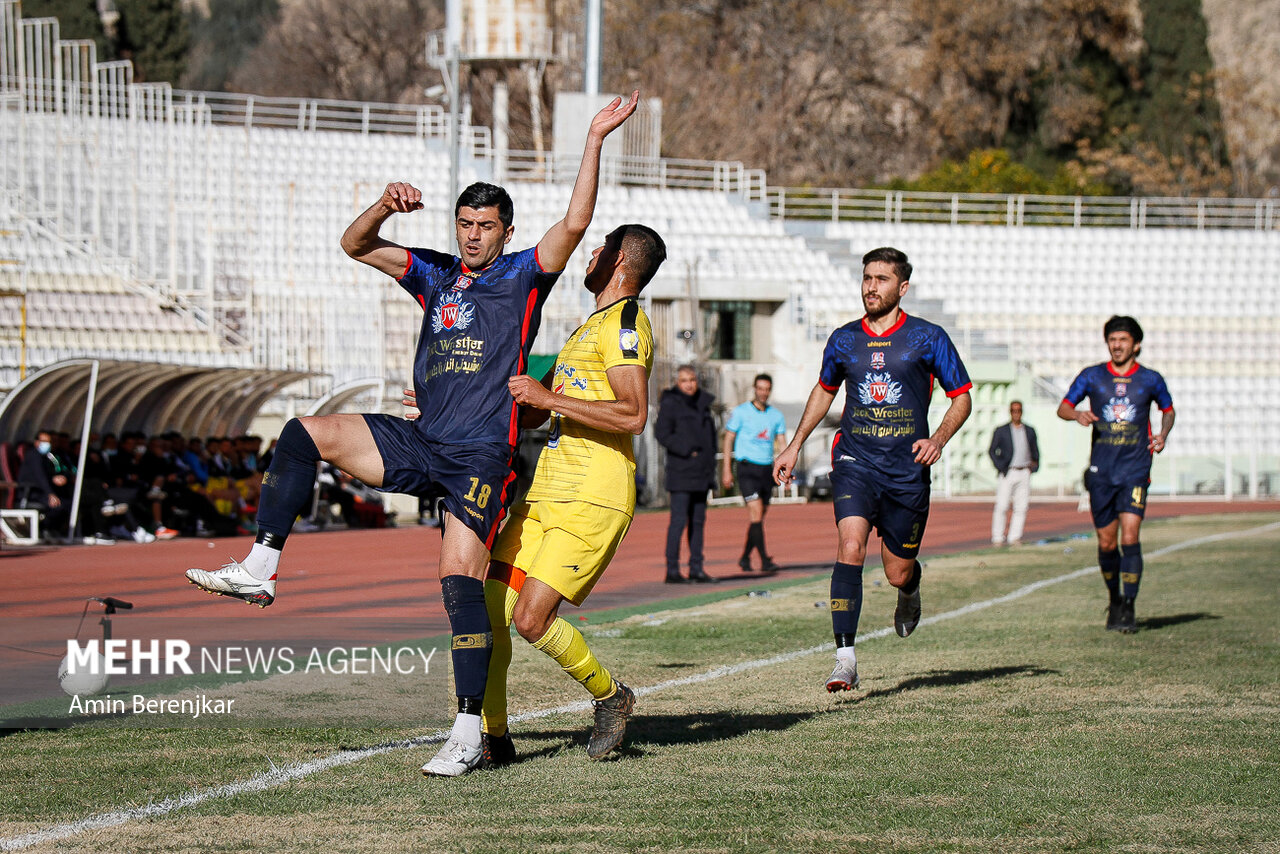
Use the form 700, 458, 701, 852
619, 328, 639, 358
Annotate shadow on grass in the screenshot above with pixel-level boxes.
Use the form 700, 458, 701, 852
1137, 612, 1220, 631
857, 665, 1059, 702
476, 666, 1060, 763
506, 710, 824, 762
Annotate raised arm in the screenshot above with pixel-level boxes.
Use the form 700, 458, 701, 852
535, 91, 640, 272
507, 364, 648, 435
773, 383, 837, 485
340, 182, 424, 277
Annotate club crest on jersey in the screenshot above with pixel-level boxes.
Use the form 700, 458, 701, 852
858, 372, 903, 405
452, 274, 476, 292
1104, 396, 1137, 423
1115, 382, 1127, 396
431, 298, 476, 333
870, 351, 885, 370
619, 329, 640, 352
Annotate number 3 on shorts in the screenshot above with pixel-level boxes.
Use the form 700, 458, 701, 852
465, 477, 492, 509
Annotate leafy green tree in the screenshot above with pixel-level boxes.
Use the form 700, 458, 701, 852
889, 149, 1112, 195
115, 0, 189, 84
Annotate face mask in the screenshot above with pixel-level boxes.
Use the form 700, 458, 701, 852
35, 441, 52, 455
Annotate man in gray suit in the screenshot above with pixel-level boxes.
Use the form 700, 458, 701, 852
989, 400, 1039, 545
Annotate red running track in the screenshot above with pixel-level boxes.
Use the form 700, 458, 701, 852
7, 498, 1278, 632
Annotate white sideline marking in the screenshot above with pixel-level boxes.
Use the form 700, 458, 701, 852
4, 520, 1275, 852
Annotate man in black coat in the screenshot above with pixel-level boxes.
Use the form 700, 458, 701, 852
989, 400, 1040, 545
18, 430, 73, 537
655, 365, 719, 583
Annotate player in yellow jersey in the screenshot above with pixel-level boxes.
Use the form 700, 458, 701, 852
480, 223, 665, 766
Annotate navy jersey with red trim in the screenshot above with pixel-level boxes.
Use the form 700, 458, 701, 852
397, 245, 560, 445
819, 312, 972, 485
1063, 362, 1172, 484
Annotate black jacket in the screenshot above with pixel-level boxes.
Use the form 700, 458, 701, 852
655, 386, 717, 492
989, 422, 1039, 476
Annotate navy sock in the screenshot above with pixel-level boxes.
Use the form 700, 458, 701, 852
1120, 542, 1143, 603
255, 418, 321, 547
1099, 548, 1122, 603
901, 560, 922, 595
830, 562, 863, 644
441, 575, 491, 707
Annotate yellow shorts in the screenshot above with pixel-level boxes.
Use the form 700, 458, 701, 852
490, 500, 632, 606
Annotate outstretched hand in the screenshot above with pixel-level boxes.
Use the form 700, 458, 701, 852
589, 90, 640, 140
381, 182, 424, 214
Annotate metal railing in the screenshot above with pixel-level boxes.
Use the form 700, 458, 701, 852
503, 149, 767, 199
170, 90, 491, 156
767, 187, 1280, 230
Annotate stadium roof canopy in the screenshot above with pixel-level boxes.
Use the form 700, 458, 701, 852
0, 359, 315, 442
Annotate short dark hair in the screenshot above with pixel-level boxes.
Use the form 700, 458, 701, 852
455, 182, 514, 229
1103, 315, 1143, 343
862, 246, 912, 283
617, 224, 667, 290
753, 373, 772, 386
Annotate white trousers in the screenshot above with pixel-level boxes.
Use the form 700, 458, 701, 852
992, 468, 1031, 544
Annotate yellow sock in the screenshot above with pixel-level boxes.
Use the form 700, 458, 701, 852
480, 579, 519, 736
531, 617, 614, 700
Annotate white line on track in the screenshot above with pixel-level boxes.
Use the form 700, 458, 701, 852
4, 520, 1276, 852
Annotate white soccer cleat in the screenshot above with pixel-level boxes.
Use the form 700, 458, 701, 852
185, 560, 276, 608
826, 656, 860, 692
420, 735, 484, 777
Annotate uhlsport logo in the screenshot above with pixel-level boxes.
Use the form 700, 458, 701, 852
431, 298, 476, 334
870, 351, 885, 370
858, 372, 903, 405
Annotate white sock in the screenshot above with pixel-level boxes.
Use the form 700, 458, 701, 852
241, 543, 281, 580
450, 712, 482, 746
836, 646, 857, 664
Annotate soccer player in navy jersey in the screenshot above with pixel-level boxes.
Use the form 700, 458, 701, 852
773, 247, 972, 693
1058, 316, 1174, 634
184, 91, 639, 777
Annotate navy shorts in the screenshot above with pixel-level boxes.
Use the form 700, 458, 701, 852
1085, 468, 1148, 529
363, 414, 517, 548
735, 460, 775, 504
831, 462, 930, 559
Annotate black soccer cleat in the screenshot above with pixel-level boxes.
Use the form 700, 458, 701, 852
587, 682, 635, 759
1117, 601, 1138, 634
1105, 600, 1123, 631
480, 731, 516, 769
739, 556, 754, 573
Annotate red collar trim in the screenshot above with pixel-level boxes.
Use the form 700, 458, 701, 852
1107, 361, 1139, 377
861, 311, 907, 337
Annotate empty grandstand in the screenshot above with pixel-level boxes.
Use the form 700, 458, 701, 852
2, 0, 1277, 503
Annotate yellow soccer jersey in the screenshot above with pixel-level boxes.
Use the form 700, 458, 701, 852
524, 296, 653, 514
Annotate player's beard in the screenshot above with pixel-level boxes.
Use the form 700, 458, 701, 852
862, 290, 901, 320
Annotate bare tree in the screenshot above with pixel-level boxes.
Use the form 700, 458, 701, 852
230, 0, 443, 103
